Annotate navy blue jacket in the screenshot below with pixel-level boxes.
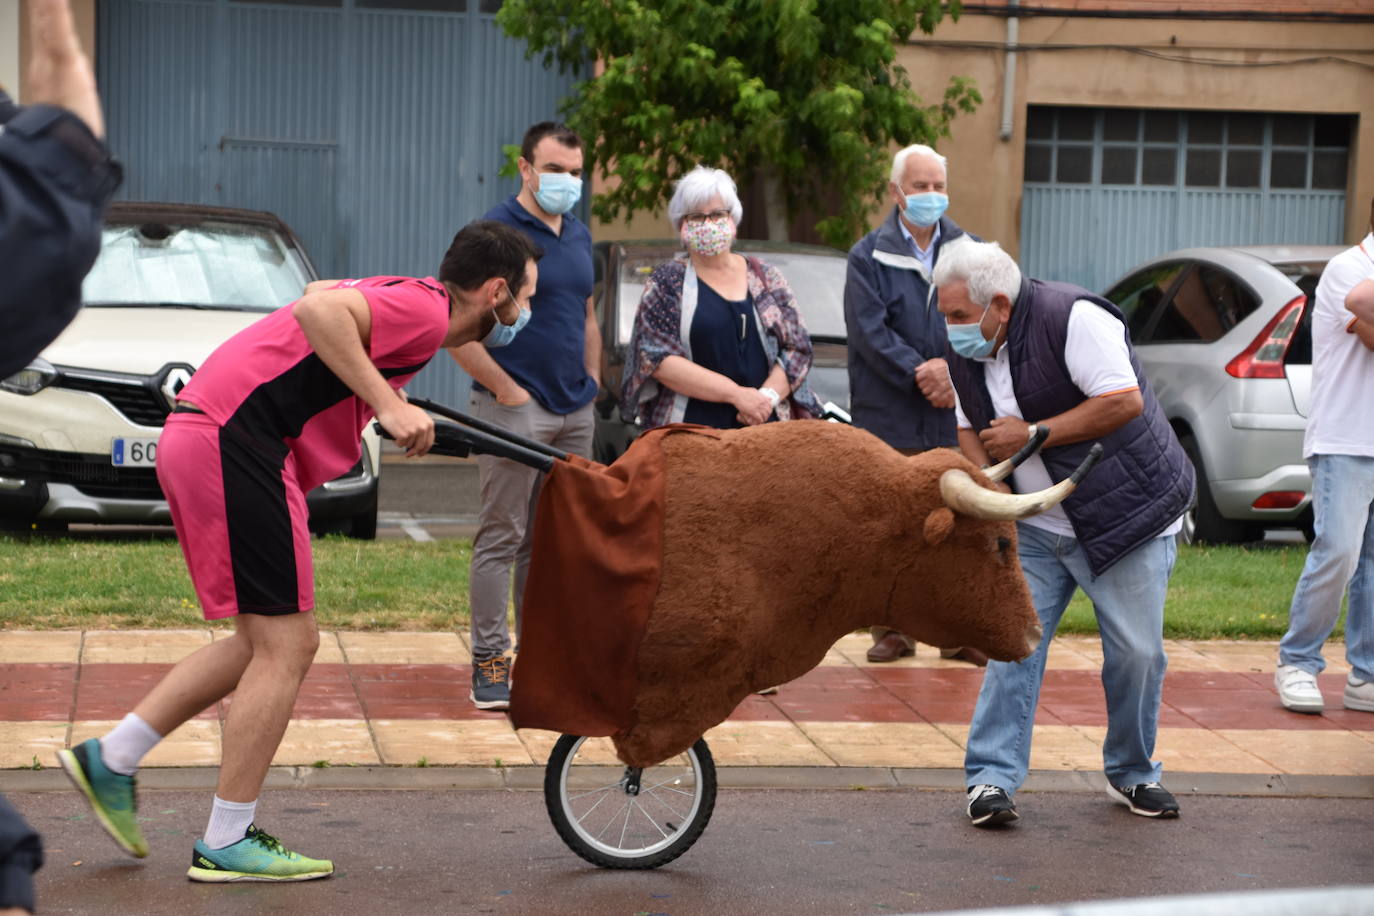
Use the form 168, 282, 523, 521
0, 795, 40, 913
947, 277, 1195, 575
0, 92, 122, 378
843, 208, 976, 450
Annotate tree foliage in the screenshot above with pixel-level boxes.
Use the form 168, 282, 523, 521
496, 0, 981, 247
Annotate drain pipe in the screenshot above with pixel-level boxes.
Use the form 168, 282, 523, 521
999, 0, 1019, 140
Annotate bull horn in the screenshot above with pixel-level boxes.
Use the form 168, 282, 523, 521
942, 444, 1104, 520
985, 425, 1051, 483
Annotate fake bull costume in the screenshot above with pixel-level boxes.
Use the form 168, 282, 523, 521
510, 420, 1099, 769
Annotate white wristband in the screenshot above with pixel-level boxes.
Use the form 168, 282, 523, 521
759, 386, 781, 409
1026, 423, 1039, 444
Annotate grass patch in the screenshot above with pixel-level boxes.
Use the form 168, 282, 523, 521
0, 534, 472, 630
1060, 541, 1332, 639
0, 534, 1338, 640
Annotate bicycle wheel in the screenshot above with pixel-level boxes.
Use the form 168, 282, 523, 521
544, 734, 716, 869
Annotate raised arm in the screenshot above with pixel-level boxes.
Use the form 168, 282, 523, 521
1347, 279, 1374, 351
292, 287, 435, 456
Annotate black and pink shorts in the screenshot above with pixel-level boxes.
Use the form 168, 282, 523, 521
156, 411, 314, 620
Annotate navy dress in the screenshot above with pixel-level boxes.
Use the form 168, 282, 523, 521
683, 281, 772, 429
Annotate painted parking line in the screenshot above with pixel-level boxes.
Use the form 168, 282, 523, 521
400, 521, 433, 542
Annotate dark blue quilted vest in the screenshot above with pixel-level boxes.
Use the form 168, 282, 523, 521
947, 277, 1195, 575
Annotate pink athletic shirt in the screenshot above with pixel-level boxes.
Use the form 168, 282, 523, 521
178, 276, 450, 491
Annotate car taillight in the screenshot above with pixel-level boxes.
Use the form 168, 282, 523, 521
1225, 295, 1306, 379
1252, 491, 1305, 510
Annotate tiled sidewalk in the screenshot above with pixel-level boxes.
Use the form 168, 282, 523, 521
1, 630, 1371, 780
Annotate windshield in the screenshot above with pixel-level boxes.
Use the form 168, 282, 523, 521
616, 249, 848, 346
82, 220, 312, 312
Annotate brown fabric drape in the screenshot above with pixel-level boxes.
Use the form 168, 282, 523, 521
508, 425, 721, 738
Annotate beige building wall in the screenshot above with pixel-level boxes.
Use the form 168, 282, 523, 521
905, 12, 1374, 255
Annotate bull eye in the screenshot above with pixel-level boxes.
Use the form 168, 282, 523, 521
997, 536, 1011, 556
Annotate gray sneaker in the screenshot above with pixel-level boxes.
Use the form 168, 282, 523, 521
1344, 673, 1374, 712
470, 656, 511, 710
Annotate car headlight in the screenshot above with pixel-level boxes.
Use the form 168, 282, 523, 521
1, 359, 57, 395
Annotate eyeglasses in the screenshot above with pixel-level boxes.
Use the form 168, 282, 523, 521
681, 209, 732, 224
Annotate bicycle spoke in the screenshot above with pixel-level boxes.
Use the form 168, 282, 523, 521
631, 798, 672, 842
617, 793, 635, 848
573, 786, 615, 827
567, 780, 627, 801
637, 786, 690, 823
639, 768, 694, 793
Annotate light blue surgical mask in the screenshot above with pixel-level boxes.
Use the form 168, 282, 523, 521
946, 304, 997, 359
484, 294, 531, 348
532, 171, 582, 215
903, 191, 948, 228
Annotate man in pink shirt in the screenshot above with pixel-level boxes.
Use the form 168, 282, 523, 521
57, 220, 540, 882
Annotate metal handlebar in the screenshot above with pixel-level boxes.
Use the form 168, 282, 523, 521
374, 396, 570, 473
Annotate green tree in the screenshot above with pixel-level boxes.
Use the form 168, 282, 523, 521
497, 0, 981, 248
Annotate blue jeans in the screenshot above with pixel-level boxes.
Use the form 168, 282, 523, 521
1279, 454, 1374, 682
964, 523, 1176, 792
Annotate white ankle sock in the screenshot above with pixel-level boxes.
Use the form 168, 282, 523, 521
204, 796, 257, 850
99, 713, 163, 776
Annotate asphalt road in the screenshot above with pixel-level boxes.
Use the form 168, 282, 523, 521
15, 787, 1373, 915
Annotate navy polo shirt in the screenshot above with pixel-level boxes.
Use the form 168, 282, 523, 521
476, 195, 597, 414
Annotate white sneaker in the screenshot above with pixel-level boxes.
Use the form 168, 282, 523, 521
1344, 673, 1374, 712
1275, 664, 1324, 713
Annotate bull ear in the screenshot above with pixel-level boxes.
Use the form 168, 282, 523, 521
923, 507, 955, 545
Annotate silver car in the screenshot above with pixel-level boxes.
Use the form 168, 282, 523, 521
1103, 245, 1342, 543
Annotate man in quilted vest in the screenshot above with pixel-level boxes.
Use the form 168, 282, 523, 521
938, 240, 1193, 828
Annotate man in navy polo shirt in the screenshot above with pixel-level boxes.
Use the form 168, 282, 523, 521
449, 121, 601, 710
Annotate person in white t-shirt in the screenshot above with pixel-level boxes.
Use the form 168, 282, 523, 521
938, 241, 1193, 827
1275, 199, 1374, 715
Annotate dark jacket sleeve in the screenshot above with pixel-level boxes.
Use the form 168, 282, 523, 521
0, 794, 42, 913
0, 93, 122, 379
843, 245, 924, 390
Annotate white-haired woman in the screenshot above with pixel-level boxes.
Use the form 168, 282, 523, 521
620, 166, 823, 430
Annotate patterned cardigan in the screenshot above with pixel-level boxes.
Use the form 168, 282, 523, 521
619, 255, 824, 429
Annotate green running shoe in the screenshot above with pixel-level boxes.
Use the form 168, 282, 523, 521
56, 738, 149, 858
187, 825, 334, 883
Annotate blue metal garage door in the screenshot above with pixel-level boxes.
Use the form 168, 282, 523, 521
1020, 107, 1349, 294
97, 0, 582, 404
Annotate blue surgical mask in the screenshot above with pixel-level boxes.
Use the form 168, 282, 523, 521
946, 305, 997, 359
903, 191, 948, 228
484, 294, 531, 348
532, 172, 582, 216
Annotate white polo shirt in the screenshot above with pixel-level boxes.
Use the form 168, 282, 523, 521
954, 300, 1181, 538
1304, 233, 1374, 459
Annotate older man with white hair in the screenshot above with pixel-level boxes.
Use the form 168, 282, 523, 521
936, 240, 1194, 828
844, 143, 984, 664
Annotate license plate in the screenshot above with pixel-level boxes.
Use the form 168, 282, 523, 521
111, 437, 159, 467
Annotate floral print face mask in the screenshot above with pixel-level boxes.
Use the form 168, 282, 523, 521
680, 215, 736, 257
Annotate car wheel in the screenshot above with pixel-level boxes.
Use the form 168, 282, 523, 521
344, 482, 379, 541
1298, 507, 1315, 544
1178, 433, 1258, 545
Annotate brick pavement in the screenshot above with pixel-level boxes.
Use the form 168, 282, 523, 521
1, 630, 1371, 781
